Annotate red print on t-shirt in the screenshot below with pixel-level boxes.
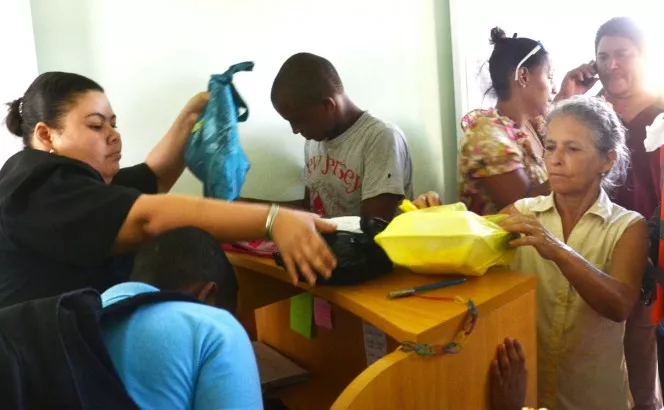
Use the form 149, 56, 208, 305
311, 191, 326, 216
306, 154, 361, 194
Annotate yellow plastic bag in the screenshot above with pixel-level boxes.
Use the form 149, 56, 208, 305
374, 201, 514, 276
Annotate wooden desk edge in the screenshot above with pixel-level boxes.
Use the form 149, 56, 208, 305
418, 273, 536, 342
228, 253, 537, 343
330, 349, 409, 410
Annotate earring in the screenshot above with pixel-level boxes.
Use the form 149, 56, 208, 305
49, 149, 55, 154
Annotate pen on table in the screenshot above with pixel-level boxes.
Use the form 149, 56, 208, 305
387, 278, 467, 299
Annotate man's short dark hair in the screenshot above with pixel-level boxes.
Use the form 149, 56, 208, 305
595, 17, 645, 52
271, 52, 344, 106
130, 227, 237, 311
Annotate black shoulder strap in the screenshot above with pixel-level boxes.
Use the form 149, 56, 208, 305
102, 291, 202, 319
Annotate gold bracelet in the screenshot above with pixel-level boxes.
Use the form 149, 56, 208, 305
265, 204, 280, 240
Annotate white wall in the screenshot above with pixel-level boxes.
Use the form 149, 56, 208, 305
0, 0, 38, 167
30, 0, 455, 201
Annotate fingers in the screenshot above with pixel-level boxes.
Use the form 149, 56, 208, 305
500, 205, 520, 216
570, 64, 594, 79
271, 210, 337, 285
412, 196, 427, 209
291, 231, 333, 285
509, 236, 538, 248
281, 253, 299, 286
580, 63, 596, 77
413, 191, 442, 209
571, 70, 584, 83
290, 231, 336, 284
504, 338, 527, 382
513, 339, 526, 360
490, 359, 503, 383
185, 92, 210, 115
498, 217, 538, 235
314, 217, 338, 234
570, 64, 597, 87
561, 63, 597, 96
500, 221, 533, 235
513, 339, 527, 374
312, 218, 337, 273
293, 251, 317, 286
505, 338, 520, 364
497, 343, 511, 379
426, 192, 442, 207
284, 234, 336, 286
305, 234, 335, 279
495, 339, 527, 382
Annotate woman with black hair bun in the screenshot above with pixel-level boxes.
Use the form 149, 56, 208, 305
0, 72, 337, 308
457, 27, 556, 215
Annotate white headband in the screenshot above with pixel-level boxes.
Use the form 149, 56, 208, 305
514, 43, 543, 81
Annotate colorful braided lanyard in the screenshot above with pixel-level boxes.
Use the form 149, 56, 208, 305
399, 297, 478, 356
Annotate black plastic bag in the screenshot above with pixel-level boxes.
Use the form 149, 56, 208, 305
273, 218, 393, 286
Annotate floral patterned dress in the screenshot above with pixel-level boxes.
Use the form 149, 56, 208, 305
458, 108, 547, 215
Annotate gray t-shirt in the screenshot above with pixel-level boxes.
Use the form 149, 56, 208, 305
303, 112, 413, 218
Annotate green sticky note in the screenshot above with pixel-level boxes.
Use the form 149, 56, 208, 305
290, 293, 314, 339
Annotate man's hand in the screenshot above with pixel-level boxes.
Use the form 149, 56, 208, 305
555, 62, 598, 101
412, 191, 442, 209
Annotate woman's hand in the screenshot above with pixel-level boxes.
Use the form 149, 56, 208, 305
412, 191, 442, 209
182, 91, 210, 121
498, 214, 566, 261
144, 91, 211, 193
555, 62, 598, 101
270, 208, 338, 285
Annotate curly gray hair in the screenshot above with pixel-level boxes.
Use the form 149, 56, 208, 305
546, 96, 630, 191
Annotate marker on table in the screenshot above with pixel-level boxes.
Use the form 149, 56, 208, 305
387, 278, 467, 299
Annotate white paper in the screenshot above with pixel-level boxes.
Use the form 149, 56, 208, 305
362, 321, 387, 366
644, 113, 664, 153
328, 216, 362, 233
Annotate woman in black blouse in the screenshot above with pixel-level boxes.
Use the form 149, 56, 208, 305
0, 72, 336, 307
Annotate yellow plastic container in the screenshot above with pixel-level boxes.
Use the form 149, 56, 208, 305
374, 201, 514, 276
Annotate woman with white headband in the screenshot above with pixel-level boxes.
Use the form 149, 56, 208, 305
459, 27, 555, 215
416, 27, 556, 214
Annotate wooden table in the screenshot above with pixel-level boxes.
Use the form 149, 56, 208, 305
229, 253, 537, 410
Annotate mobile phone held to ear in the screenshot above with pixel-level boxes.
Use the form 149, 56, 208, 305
580, 61, 598, 87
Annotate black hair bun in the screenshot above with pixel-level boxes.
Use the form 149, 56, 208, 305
489, 27, 507, 45
5, 99, 23, 137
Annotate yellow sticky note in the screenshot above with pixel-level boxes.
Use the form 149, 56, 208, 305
290, 293, 313, 339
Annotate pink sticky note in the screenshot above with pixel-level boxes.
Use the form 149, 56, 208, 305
313, 297, 333, 330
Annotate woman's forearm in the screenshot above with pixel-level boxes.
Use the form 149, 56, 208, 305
552, 246, 638, 322
115, 194, 269, 252
145, 111, 197, 193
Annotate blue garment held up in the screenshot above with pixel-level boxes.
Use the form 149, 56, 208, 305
185, 62, 254, 200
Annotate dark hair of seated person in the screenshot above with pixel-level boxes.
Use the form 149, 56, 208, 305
130, 227, 238, 313
270, 52, 344, 108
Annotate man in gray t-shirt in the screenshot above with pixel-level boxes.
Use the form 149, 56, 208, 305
270, 53, 413, 220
